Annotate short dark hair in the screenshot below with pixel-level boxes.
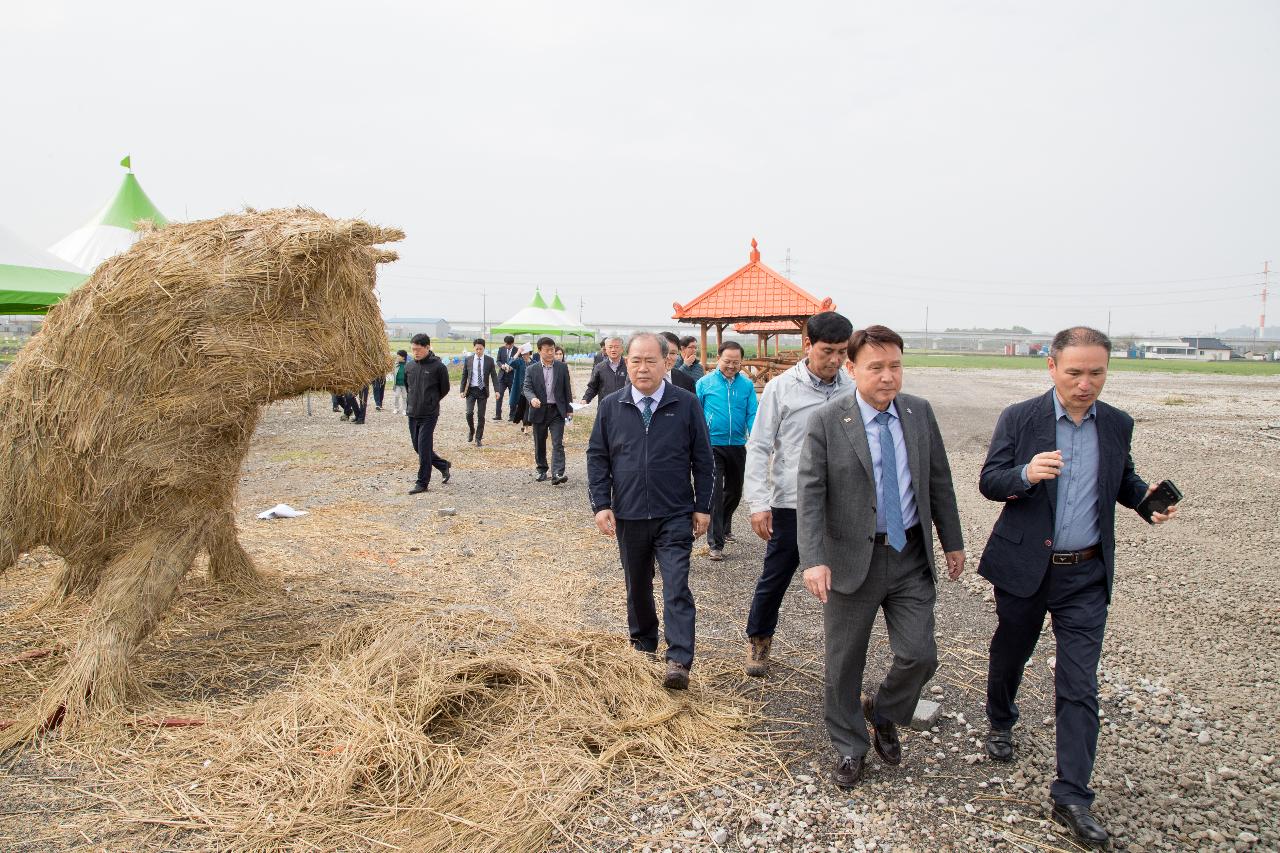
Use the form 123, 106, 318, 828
537, 336, 556, 350
503, 335, 515, 344
396, 349, 408, 358
599, 338, 607, 348
849, 325, 905, 361
627, 332, 669, 358
1050, 326, 1111, 358
718, 341, 744, 355
410, 333, 431, 347
660, 331, 681, 349
473, 337, 486, 347
679, 335, 697, 349
806, 311, 853, 345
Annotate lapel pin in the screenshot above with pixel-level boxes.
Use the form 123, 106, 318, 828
843, 417, 853, 423
906, 407, 913, 414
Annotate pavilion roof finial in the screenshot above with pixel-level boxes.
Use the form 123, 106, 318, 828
750, 237, 760, 264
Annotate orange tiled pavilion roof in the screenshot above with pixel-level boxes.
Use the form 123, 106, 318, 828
673, 239, 835, 324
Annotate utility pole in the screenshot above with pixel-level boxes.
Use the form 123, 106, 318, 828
482, 290, 487, 341
1107, 311, 1111, 339
924, 305, 929, 351
785, 248, 792, 278
1261, 261, 1270, 339
579, 296, 585, 324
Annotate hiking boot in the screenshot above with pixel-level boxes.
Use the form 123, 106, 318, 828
663, 659, 690, 690
745, 636, 771, 677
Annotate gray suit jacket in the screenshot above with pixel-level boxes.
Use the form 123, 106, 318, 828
797, 391, 964, 594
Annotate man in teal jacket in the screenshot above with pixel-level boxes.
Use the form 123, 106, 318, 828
696, 341, 758, 561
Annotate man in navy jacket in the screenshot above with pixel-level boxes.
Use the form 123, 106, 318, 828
587, 333, 714, 690
978, 326, 1178, 849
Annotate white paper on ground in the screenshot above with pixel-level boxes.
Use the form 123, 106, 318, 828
257, 504, 309, 520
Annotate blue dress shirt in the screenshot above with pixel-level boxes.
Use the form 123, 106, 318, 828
855, 390, 920, 532
1020, 394, 1101, 551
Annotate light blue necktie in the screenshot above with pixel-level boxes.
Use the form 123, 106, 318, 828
641, 396, 654, 430
875, 411, 907, 552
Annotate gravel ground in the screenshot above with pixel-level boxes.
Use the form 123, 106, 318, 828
2, 366, 1277, 851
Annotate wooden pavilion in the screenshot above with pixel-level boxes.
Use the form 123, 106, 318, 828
673, 239, 836, 384
734, 319, 805, 358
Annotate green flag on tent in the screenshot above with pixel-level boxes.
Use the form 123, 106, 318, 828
120, 155, 131, 170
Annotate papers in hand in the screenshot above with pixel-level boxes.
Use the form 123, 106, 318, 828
571, 399, 595, 412
257, 503, 309, 520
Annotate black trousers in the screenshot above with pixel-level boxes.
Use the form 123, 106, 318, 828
372, 377, 386, 408
986, 556, 1109, 806
745, 507, 798, 638
708, 445, 746, 549
465, 388, 489, 440
408, 412, 450, 486
494, 376, 513, 419
532, 405, 565, 475
342, 386, 369, 422
615, 513, 696, 668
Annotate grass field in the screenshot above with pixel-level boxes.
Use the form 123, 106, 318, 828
902, 352, 1280, 375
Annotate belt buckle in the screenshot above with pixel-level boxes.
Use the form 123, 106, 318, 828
1051, 552, 1075, 565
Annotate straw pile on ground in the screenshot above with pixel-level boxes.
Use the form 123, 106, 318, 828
103, 603, 764, 851
0, 208, 401, 745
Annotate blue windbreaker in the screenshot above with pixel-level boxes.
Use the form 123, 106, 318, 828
695, 369, 758, 446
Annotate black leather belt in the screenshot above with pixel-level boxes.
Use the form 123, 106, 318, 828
1051, 545, 1100, 565
873, 524, 922, 546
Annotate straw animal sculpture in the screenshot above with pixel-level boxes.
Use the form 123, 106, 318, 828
0, 208, 401, 746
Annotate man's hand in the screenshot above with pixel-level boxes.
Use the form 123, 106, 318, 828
594, 508, 617, 537
683, 354, 696, 367
803, 564, 832, 604
944, 549, 965, 581
692, 513, 710, 537
1026, 450, 1063, 484
530, 398, 542, 408
459, 391, 466, 398
750, 510, 773, 541
1145, 483, 1179, 524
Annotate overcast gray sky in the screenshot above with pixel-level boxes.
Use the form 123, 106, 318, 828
4, 1, 1277, 336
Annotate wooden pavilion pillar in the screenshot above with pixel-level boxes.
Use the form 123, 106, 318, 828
699, 323, 708, 365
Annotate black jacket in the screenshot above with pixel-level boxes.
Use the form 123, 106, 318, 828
587, 381, 714, 520
459, 353, 499, 396
669, 370, 696, 393
582, 358, 628, 403
977, 390, 1148, 601
522, 359, 574, 424
404, 352, 451, 417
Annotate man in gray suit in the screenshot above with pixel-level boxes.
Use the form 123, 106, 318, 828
797, 324, 966, 789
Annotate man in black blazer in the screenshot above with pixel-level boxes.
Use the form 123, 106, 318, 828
459, 338, 499, 446
493, 335, 519, 420
661, 331, 696, 392
978, 326, 1178, 848
522, 336, 574, 484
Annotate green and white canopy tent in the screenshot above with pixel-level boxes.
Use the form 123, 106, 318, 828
0, 224, 89, 314
491, 288, 593, 339
49, 156, 167, 272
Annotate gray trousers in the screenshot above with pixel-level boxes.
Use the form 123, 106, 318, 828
823, 534, 938, 760
532, 406, 566, 476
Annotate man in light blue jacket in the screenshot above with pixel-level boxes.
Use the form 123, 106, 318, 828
696, 341, 758, 562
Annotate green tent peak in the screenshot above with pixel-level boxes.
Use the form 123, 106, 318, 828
529, 289, 548, 309
99, 173, 167, 231
550, 293, 567, 311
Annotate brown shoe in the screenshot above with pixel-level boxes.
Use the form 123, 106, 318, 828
863, 695, 902, 765
745, 635, 771, 677
663, 659, 690, 690
832, 754, 864, 789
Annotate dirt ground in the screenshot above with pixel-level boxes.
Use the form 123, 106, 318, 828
1, 365, 1277, 851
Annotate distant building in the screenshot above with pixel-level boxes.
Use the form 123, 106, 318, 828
384, 317, 451, 340
1136, 337, 1233, 361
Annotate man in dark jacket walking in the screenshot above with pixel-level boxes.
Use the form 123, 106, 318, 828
580, 336, 627, 404
523, 336, 574, 484
587, 332, 714, 690
404, 333, 452, 494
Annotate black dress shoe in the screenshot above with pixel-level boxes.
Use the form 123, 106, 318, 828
408, 484, 428, 495
1052, 803, 1109, 848
535, 472, 549, 482
441, 465, 451, 484
986, 727, 1015, 763
475, 439, 483, 447
832, 754, 864, 789
552, 475, 567, 485
863, 696, 901, 765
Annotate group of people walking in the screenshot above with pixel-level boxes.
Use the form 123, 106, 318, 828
384, 313, 1176, 848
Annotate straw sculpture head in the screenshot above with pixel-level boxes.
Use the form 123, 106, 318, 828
0, 207, 402, 745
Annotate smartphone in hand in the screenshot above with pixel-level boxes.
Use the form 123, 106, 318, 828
1137, 480, 1183, 523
